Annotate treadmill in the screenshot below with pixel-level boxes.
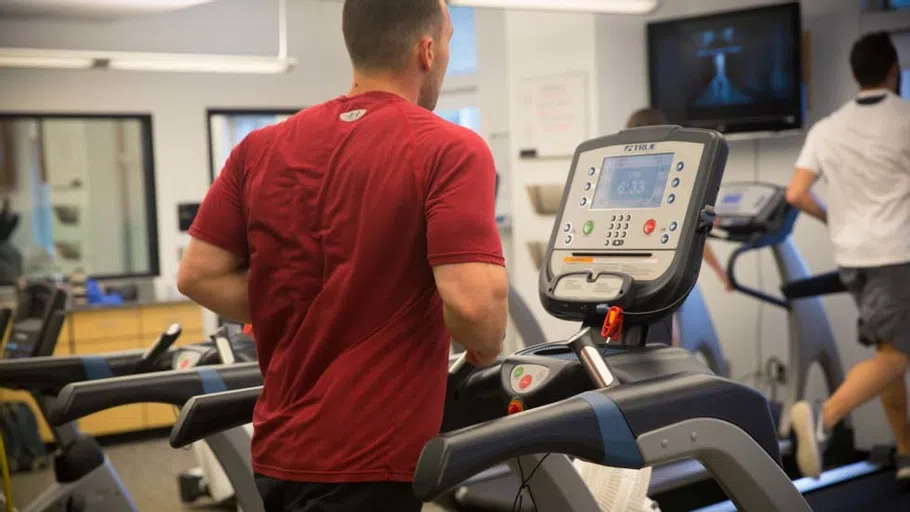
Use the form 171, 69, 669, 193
170, 126, 811, 511
46, 341, 264, 512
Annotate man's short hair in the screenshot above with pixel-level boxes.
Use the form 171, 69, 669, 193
626, 107, 668, 128
850, 32, 898, 88
342, 0, 444, 72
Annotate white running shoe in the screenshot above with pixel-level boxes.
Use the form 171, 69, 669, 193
791, 400, 829, 478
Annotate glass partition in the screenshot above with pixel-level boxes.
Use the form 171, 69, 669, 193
0, 114, 158, 284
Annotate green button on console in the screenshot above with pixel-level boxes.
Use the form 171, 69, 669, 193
583, 220, 594, 236
514, 367, 524, 378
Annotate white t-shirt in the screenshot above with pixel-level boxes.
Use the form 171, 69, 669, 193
795, 89, 910, 268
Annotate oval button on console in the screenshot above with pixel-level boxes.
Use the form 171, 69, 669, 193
644, 219, 656, 235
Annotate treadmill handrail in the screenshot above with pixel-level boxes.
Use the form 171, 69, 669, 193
0, 350, 147, 393
780, 270, 847, 300
727, 245, 789, 309
48, 362, 262, 425
170, 386, 261, 448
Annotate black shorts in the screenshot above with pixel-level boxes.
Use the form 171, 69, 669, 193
254, 474, 422, 512
839, 263, 910, 356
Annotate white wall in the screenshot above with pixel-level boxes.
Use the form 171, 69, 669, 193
504, 10, 602, 342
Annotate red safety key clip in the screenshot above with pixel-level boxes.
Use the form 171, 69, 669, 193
601, 306, 624, 342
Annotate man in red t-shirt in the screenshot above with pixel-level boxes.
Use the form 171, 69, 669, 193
177, 0, 508, 510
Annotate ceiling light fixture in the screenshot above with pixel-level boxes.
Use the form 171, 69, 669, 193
449, 0, 661, 14
0, 0, 294, 74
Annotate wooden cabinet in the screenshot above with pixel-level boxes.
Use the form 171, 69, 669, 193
1, 300, 205, 441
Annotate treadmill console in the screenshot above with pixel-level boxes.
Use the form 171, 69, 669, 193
540, 126, 728, 324
712, 182, 796, 243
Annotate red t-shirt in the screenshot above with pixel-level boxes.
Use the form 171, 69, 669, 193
189, 91, 504, 483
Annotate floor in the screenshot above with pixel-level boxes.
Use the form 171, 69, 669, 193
10, 436, 447, 511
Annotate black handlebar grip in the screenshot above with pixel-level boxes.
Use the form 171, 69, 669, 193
48, 362, 261, 425
170, 386, 262, 448
413, 396, 604, 501
136, 323, 182, 373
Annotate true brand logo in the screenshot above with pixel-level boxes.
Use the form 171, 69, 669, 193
623, 143, 656, 153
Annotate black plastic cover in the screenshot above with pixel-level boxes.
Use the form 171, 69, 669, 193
414, 396, 603, 501
609, 372, 782, 463
48, 362, 262, 425
781, 271, 846, 300
170, 386, 261, 448
0, 350, 146, 394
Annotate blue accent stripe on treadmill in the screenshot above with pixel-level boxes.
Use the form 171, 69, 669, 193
577, 391, 644, 469
690, 461, 882, 512
81, 356, 113, 380
198, 368, 227, 394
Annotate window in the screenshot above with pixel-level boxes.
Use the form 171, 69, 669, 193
902, 69, 910, 99
447, 6, 478, 77
207, 109, 298, 181
0, 114, 158, 283
437, 106, 481, 133
890, 0, 910, 8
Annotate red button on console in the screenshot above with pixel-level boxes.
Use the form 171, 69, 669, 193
644, 219, 657, 235
519, 374, 533, 390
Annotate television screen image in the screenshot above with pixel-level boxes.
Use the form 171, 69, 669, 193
648, 3, 803, 134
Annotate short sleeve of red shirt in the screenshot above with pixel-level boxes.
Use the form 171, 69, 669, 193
425, 131, 504, 268
187, 140, 250, 259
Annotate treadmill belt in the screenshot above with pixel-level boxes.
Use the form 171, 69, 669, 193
804, 469, 910, 512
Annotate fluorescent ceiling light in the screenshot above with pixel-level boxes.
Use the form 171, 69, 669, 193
0, 48, 295, 74
449, 0, 661, 14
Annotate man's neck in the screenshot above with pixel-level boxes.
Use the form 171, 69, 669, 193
348, 72, 418, 104
859, 84, 891, 94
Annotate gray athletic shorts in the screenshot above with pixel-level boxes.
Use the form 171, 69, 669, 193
839, 262, 910, 356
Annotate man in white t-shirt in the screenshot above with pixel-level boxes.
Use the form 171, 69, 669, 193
787, 32, 910, 484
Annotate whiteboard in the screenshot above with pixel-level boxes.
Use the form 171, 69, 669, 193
517, 72, 589, 159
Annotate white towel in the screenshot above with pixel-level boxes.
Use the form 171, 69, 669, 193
573, 460, 660, 512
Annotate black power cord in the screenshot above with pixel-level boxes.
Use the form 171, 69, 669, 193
511, 454, 551, 512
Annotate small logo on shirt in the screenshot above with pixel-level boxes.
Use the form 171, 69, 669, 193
340, 109, 367, 122
624, 143, 656, 153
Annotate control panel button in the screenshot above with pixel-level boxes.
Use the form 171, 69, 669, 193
676, 161, 685, 172
580, 197, 588, 207
667, 194, 676, 204
588, 167, 597, 176
609, 223, 615, 230
614, 231, 621, 239
672, 177, 680, 188
565, 234, 574, 244
623, 223, 629, 230
621, 231, 627, 238
519, 374, 533, 390
611, 215, 617, 221
661, 234, 670, 244
644, 219, 656, 235
625, 214, 631, 221
583, 221, 594, 236
584, 182, 592, 191
563, 222, 572, 233
606, 232, 612, 238
612, 240, 623, 247
669, 221, 678, 232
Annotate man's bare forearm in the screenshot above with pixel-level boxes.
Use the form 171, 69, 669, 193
181, 271, 251, 323
794, 192, 828, 224
444, 299, 507, 362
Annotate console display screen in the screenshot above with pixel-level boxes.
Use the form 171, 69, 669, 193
592, 153, 674, 209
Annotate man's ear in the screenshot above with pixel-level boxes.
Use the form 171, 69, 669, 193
418, 36, 434, 72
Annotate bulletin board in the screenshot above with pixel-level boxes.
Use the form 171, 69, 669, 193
517, 72, 589, 159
